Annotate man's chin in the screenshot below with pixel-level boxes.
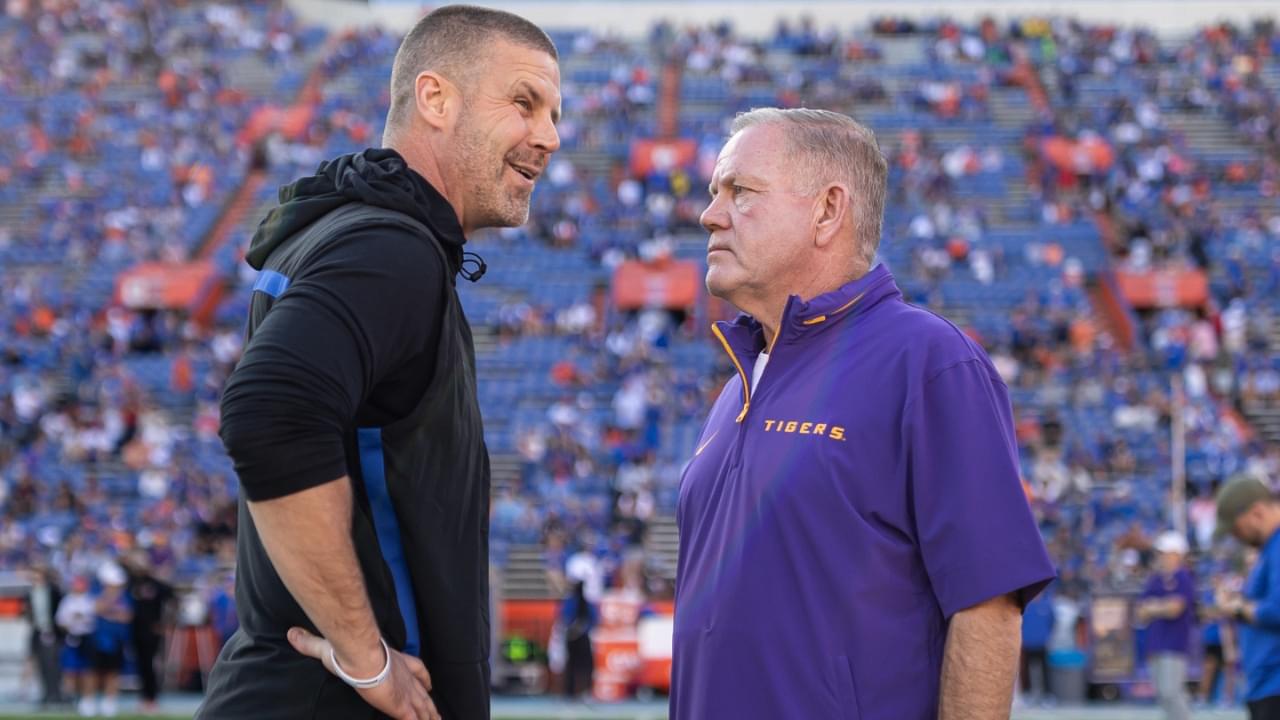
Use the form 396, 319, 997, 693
504, 207, 531, 228
503, 196, 532, 226
477, 205, 531, 230
704, 274, 737, 302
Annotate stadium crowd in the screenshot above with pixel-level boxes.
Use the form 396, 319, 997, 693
0, 0, 1277, 710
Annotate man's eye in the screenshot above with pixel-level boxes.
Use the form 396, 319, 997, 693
515, 98, 532, 111
732, 185, 748, 194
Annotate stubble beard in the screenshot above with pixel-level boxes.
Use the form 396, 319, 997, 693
453, 112, 531, 229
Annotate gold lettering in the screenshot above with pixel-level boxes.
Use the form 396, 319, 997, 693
799, 422, 812, 435
764, 420, 776, 432
785, 421, 798, 433
830, 426, 846, 441
814, 423, 828, 436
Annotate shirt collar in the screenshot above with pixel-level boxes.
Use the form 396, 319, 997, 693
787, 263, 899, 329
714, 263, 902, 358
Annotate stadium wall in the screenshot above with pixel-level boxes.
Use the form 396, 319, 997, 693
289, 0, 1278, 36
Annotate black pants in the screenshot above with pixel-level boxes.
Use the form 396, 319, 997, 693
1020, 647, 1051, 697
1250, 695, 1280, 720
564, 634, 594, 698
133, 630, 163, 701
30, 633, 62, 703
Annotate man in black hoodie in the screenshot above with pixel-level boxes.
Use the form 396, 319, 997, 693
197, 6, 560, 720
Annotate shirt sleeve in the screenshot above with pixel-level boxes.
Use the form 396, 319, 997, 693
219, 226, 444, 502
1253, 545, 1280, 630
906, 359, 1057, 618
1140, 576, 1159, 599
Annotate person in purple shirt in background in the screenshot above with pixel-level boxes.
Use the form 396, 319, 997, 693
1137, 531, 1196, 720
673, 107, 1056, 720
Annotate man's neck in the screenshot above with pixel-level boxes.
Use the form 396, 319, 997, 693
747, 263, 869, 346
733, 290, 786, 350
385, 133, 466, 231
1262, 516, 1280, 549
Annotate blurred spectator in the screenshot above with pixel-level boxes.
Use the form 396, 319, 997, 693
1190, 487, 1219, 551
207, 569, 238, 648
1020, 588, 1056, 703
23, 563, 65, 707
125, 550, 174, 713
90, 562, 133, 718
1137, 532, 1195, 720
55, 575, 95, 716
1214, 476, 1280, 717
1199, 575, 1240, 706
565, 537, 606, 605
559, 580, 597, 701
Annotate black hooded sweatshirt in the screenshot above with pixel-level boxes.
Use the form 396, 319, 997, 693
198, 149, 491, 719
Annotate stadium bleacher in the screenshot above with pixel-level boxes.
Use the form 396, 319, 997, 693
1, 0, 1278, 706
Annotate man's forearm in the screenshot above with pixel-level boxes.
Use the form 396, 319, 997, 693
1158, 597, 1186, 619
939, 593, 1022, 720
248, 477, 386, 676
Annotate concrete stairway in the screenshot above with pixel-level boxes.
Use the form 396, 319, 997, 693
502, 546, 552, 599
643, 514, 679, 583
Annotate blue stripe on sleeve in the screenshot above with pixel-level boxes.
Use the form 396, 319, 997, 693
252, 270, 291, 299
356, 427, 422, 657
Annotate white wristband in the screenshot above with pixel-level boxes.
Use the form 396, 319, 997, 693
329, 637, 392, 689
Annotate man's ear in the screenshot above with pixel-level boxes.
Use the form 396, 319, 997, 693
812, 182, 852, 249
415, 71, 459, 131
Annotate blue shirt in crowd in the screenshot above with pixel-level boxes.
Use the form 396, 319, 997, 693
92, 593, 133, 655
1202, 586, 1222, 648
1242, 529, 1280, 701
1023, 590, 1056, 650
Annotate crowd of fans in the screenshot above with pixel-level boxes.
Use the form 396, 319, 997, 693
0, 1, 1277, 707
1007, 16, 1279, 705
0, 2, 311, 710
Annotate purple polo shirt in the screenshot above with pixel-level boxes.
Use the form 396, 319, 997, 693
1141, 568, 1196, 655
672, 265, 1055, 720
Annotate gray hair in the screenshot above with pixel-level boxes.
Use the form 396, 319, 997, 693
730, 108, 888, 267
386, 5, 557, 132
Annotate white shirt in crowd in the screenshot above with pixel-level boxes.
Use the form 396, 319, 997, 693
55, 592, 96, 637
565, 551, 605, 604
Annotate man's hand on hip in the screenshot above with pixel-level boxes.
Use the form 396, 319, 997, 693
245, 479, 437, 717
289, 627, 439, 720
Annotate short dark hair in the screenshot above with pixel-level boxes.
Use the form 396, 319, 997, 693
387, 5, 558, 130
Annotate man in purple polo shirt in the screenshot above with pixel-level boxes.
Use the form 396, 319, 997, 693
1137, 531, 1195, 720
673, 108, 1056, 720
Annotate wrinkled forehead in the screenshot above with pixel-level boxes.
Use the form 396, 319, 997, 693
711, 125, 787, 184
515, 55, 563, 103
486, 40, 561, 93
